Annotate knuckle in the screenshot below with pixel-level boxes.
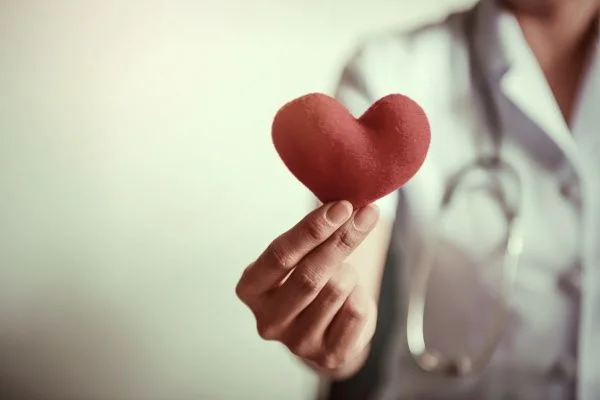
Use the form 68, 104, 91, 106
344, 297, 369, 322
235, 281, 247, 301
304, 218, 328, 242
256, 318, 280, 341
322, 282, 345, 302
334, 227, 361, 252
285, 336, 314, 359
324, 268, 357, 300
235, 265, 254, 300
319, 352, 345, 370
266, 241, 294, 270
291, 271, 322, 294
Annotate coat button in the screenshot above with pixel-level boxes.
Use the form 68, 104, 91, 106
559, 179, 581, 207
546, 356, 577, 382
558, 262, 582, 300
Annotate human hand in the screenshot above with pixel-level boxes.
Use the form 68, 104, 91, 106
235, 201, 379, 372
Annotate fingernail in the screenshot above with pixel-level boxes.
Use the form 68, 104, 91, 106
353, 205, 379, 232
325, 201, 353, 225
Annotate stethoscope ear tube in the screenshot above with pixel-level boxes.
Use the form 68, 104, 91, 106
405, 2, 528, 376
406, 156, 524, 377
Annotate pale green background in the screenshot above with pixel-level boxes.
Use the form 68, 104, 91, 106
0, 0, 472, 399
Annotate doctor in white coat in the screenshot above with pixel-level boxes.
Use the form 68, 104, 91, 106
236, 0, 600, 398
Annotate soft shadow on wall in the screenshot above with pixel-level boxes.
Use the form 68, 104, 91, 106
0, 0, 474, 399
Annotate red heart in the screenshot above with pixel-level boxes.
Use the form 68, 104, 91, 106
271, 93, 431, 208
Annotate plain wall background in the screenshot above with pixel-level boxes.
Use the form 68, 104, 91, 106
0, 0, 472, 399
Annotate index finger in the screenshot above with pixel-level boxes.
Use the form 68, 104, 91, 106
237, 201, 353, 297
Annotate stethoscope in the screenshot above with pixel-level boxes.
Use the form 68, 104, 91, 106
405, 4, 525, 377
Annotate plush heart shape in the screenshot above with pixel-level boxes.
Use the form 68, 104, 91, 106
271, 93, 431, 208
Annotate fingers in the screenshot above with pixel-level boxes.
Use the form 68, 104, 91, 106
284, 282, 377, 369
321, 285, 377, 368
235, 199, 380, 372
283, 264, 358, 359
265, 204, 379, 322
237, 201, 353, 297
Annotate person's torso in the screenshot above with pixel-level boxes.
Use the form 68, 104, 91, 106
346, 3, 600, 399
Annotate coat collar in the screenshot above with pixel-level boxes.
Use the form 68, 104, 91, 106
469, 0, 600, 171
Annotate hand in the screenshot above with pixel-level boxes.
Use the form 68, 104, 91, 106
235, 201, 380, 372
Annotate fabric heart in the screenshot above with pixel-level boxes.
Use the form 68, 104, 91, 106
271, 93, 431, 208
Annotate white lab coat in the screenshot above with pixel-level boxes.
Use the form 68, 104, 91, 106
335, 1, 600, 399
